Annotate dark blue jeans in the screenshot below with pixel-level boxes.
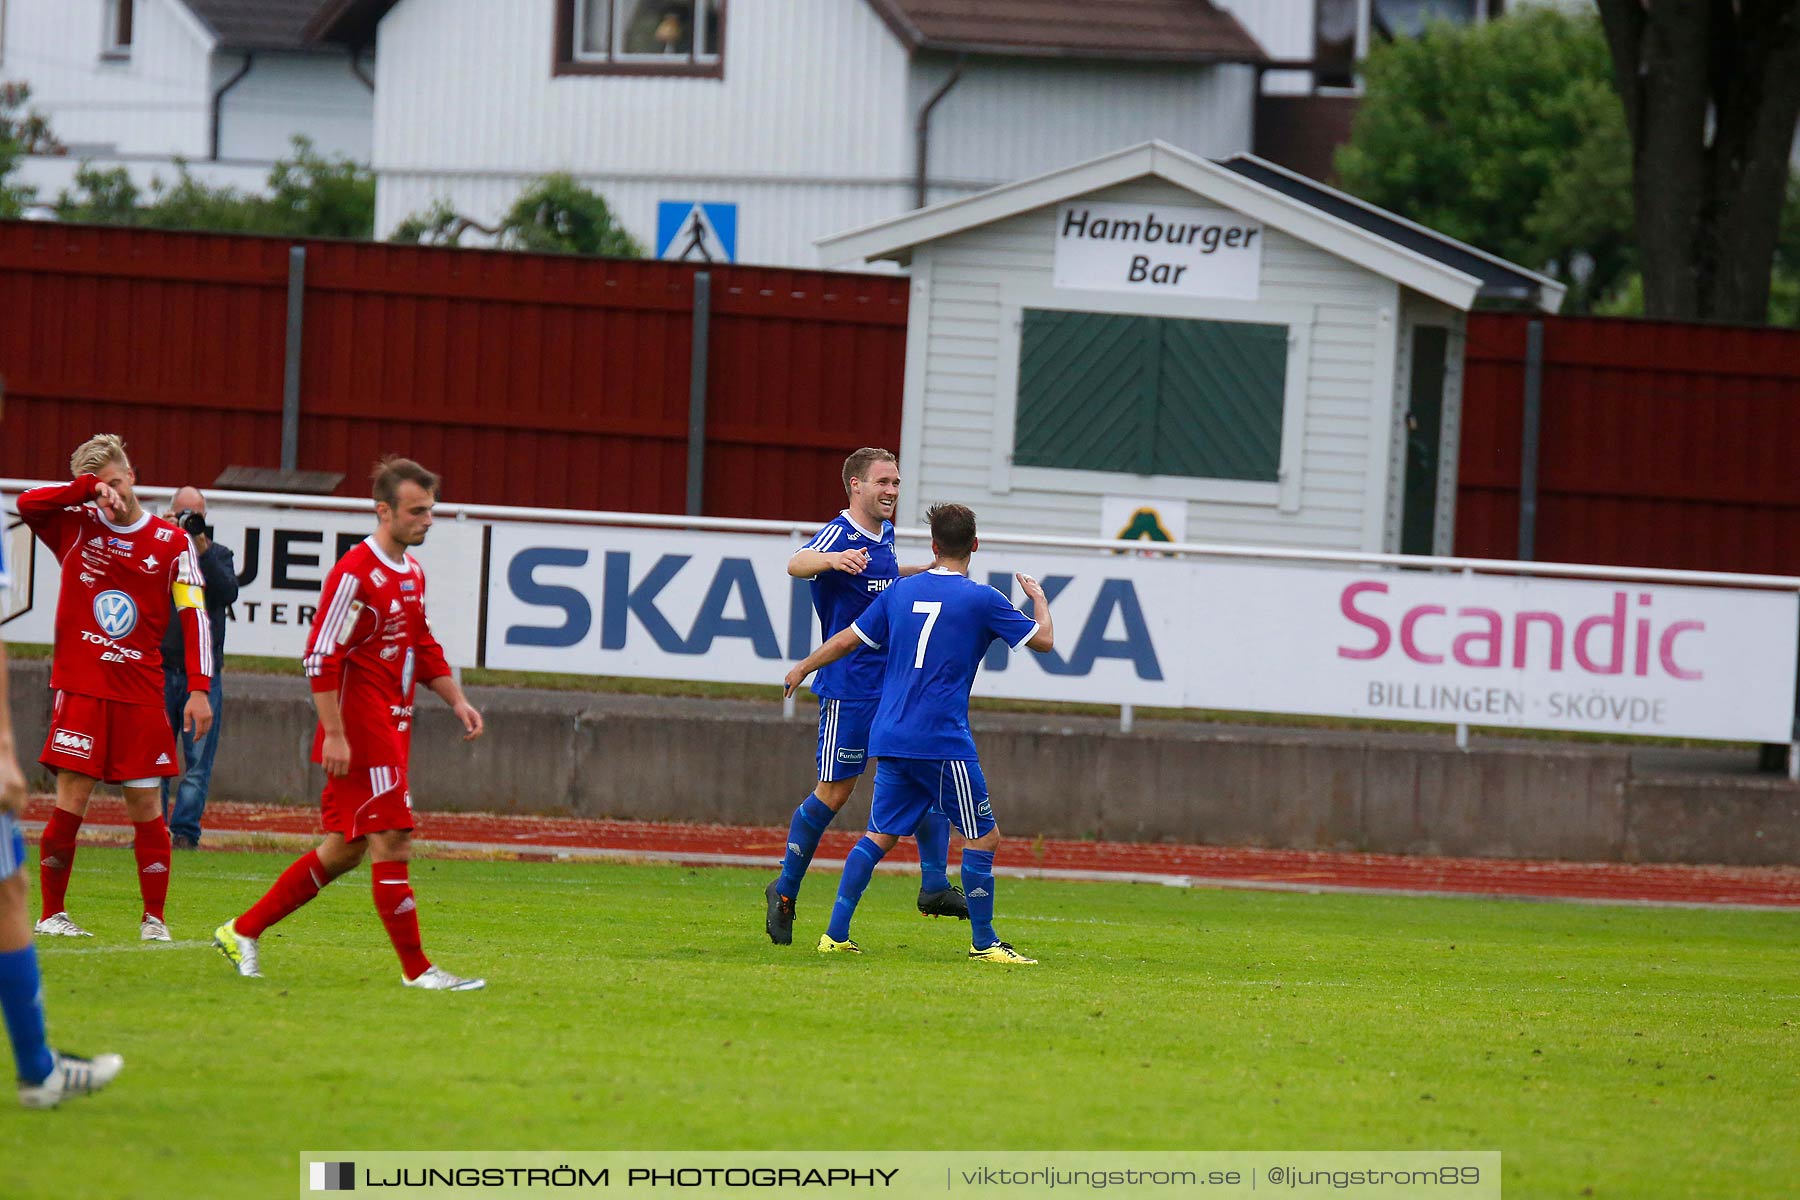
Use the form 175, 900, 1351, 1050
162, 669, 223, 844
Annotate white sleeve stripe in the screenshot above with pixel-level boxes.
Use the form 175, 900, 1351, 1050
193, 608, 214, 677
850, 622, 880, 649
304, 575, 359, 675
1009, 621, 1040, 651
804, 527, 841, 553
308, 576, 359, 668
178, 538, 202, 585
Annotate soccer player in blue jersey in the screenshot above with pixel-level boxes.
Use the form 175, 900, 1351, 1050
783, 502, 1054, 964
765, 448, 968, 945
0, 405, 124, 1105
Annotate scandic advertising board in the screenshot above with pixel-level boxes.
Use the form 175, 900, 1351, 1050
5, 493, 1793, 743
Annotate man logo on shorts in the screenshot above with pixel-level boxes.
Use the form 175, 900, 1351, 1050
52, 729, 94, 759
93, 589, 138, 639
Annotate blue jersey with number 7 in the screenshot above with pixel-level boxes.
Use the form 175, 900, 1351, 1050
850, 567, 1038, 761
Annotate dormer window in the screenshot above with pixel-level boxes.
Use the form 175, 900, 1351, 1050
558, 0, 724, 77
103, 0, 134, 60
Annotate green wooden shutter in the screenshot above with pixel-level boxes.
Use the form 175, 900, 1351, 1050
1014, 310, 1287, 482
1155, 320, 1286, 481
1013, 310, 1156, 474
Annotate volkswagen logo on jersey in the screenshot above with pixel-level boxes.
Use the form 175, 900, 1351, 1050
93, 590, 139, 639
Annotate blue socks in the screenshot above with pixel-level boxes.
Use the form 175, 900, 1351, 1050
914, 812, 952, 894
827, 837, 888, 942
0, 945, 54, 1086
776, 794, 836, 899
962, 849, 997, 949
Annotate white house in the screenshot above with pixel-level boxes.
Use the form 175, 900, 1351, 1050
2, 0, 374, 204
818, 141, 1563, 552
304, 0, 1269, 266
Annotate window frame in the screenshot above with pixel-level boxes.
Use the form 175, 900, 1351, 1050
991, 286, 1312, 512
554, 0, 726, 79
101, 0, 134, 61
1313, 0, 1501, 94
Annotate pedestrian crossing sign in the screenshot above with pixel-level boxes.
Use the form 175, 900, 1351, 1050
656, 201, 737, 263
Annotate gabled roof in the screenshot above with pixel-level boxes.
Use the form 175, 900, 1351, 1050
817, 142, 1564, 314
307, 0, 1266, 63
183, 0, 336, 51
304, 0, 389, 45
1214, 155, 1565, 310
866, 0, 1265, 63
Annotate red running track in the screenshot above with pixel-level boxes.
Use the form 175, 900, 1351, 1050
25, 797, 1800, 908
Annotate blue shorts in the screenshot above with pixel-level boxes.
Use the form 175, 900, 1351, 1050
869, 757, 995, 840
816, 697, 877, 783
0, 811, 23, 883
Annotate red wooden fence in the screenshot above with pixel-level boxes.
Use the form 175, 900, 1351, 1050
11, 224, 1800, 569
1457, 312, 1800, 575
0, 222, 907, 522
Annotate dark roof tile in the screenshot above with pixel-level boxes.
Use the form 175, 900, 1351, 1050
873, 0, 1264, 62
310, 0, 1264, 61
184, 0, 333, 51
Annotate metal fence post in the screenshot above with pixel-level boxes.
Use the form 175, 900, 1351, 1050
686, 271, 712, 517
1517, 318, 1544, 562
281, 245, 306, 472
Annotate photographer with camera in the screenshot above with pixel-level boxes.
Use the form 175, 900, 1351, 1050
161, 488, 237, 848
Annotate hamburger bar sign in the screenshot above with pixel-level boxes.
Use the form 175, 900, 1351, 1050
1053, 201, 1263, 300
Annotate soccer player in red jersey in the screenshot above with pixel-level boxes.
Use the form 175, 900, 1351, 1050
214, 457, 487, 991
17, 434, 214, 941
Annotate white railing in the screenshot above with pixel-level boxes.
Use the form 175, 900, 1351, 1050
10, 480, 1794, 592
6, 479, 1797, 765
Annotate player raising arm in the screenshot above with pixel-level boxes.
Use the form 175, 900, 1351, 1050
0, 389, 123, 1105
214, 457, 485, 991
784, 503, 1053, 964
18, 434, 212, 941
765, 448, 965, 946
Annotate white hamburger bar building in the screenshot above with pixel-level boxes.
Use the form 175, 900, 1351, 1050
818, 140, 1566, 555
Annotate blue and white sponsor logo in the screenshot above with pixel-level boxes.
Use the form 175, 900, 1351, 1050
93, 589, 138, 639
835, 747, 866, 765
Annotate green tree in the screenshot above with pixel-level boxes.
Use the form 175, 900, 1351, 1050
392, 174, 644, 257
52, 137, 374, 238
1, 81, 62, 218
1595, 1, 1800, 323
261, 138, 377, 238
1771, 176, 1800, 327
499, 173, 643, 257
1334, 9, 1633, 313
388, 199, 486, 247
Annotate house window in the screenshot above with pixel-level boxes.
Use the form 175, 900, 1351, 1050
1013, 311, 1288, 483
1371, 0, 1486, 40
1314, 0, 1360, 89
102, 0, 133, 59
1316, 0, 1499, 89
559, 0, 724, 77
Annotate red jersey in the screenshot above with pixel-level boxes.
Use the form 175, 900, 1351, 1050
17, 476, 213, 704
303, 537, 450, 769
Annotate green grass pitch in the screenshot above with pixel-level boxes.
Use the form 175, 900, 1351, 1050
6, 847, 1796, 1199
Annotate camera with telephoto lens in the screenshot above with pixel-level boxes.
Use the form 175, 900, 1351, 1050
175, 509, 213, 542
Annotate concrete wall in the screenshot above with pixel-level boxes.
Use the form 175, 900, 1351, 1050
8, 660, 1796, 866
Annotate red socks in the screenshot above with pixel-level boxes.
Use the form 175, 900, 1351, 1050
237, 854, 430, 982
372, 861, 430, 980
238, 850, 328, 939
132, 818, 171, 920
38, 808, 82, 919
